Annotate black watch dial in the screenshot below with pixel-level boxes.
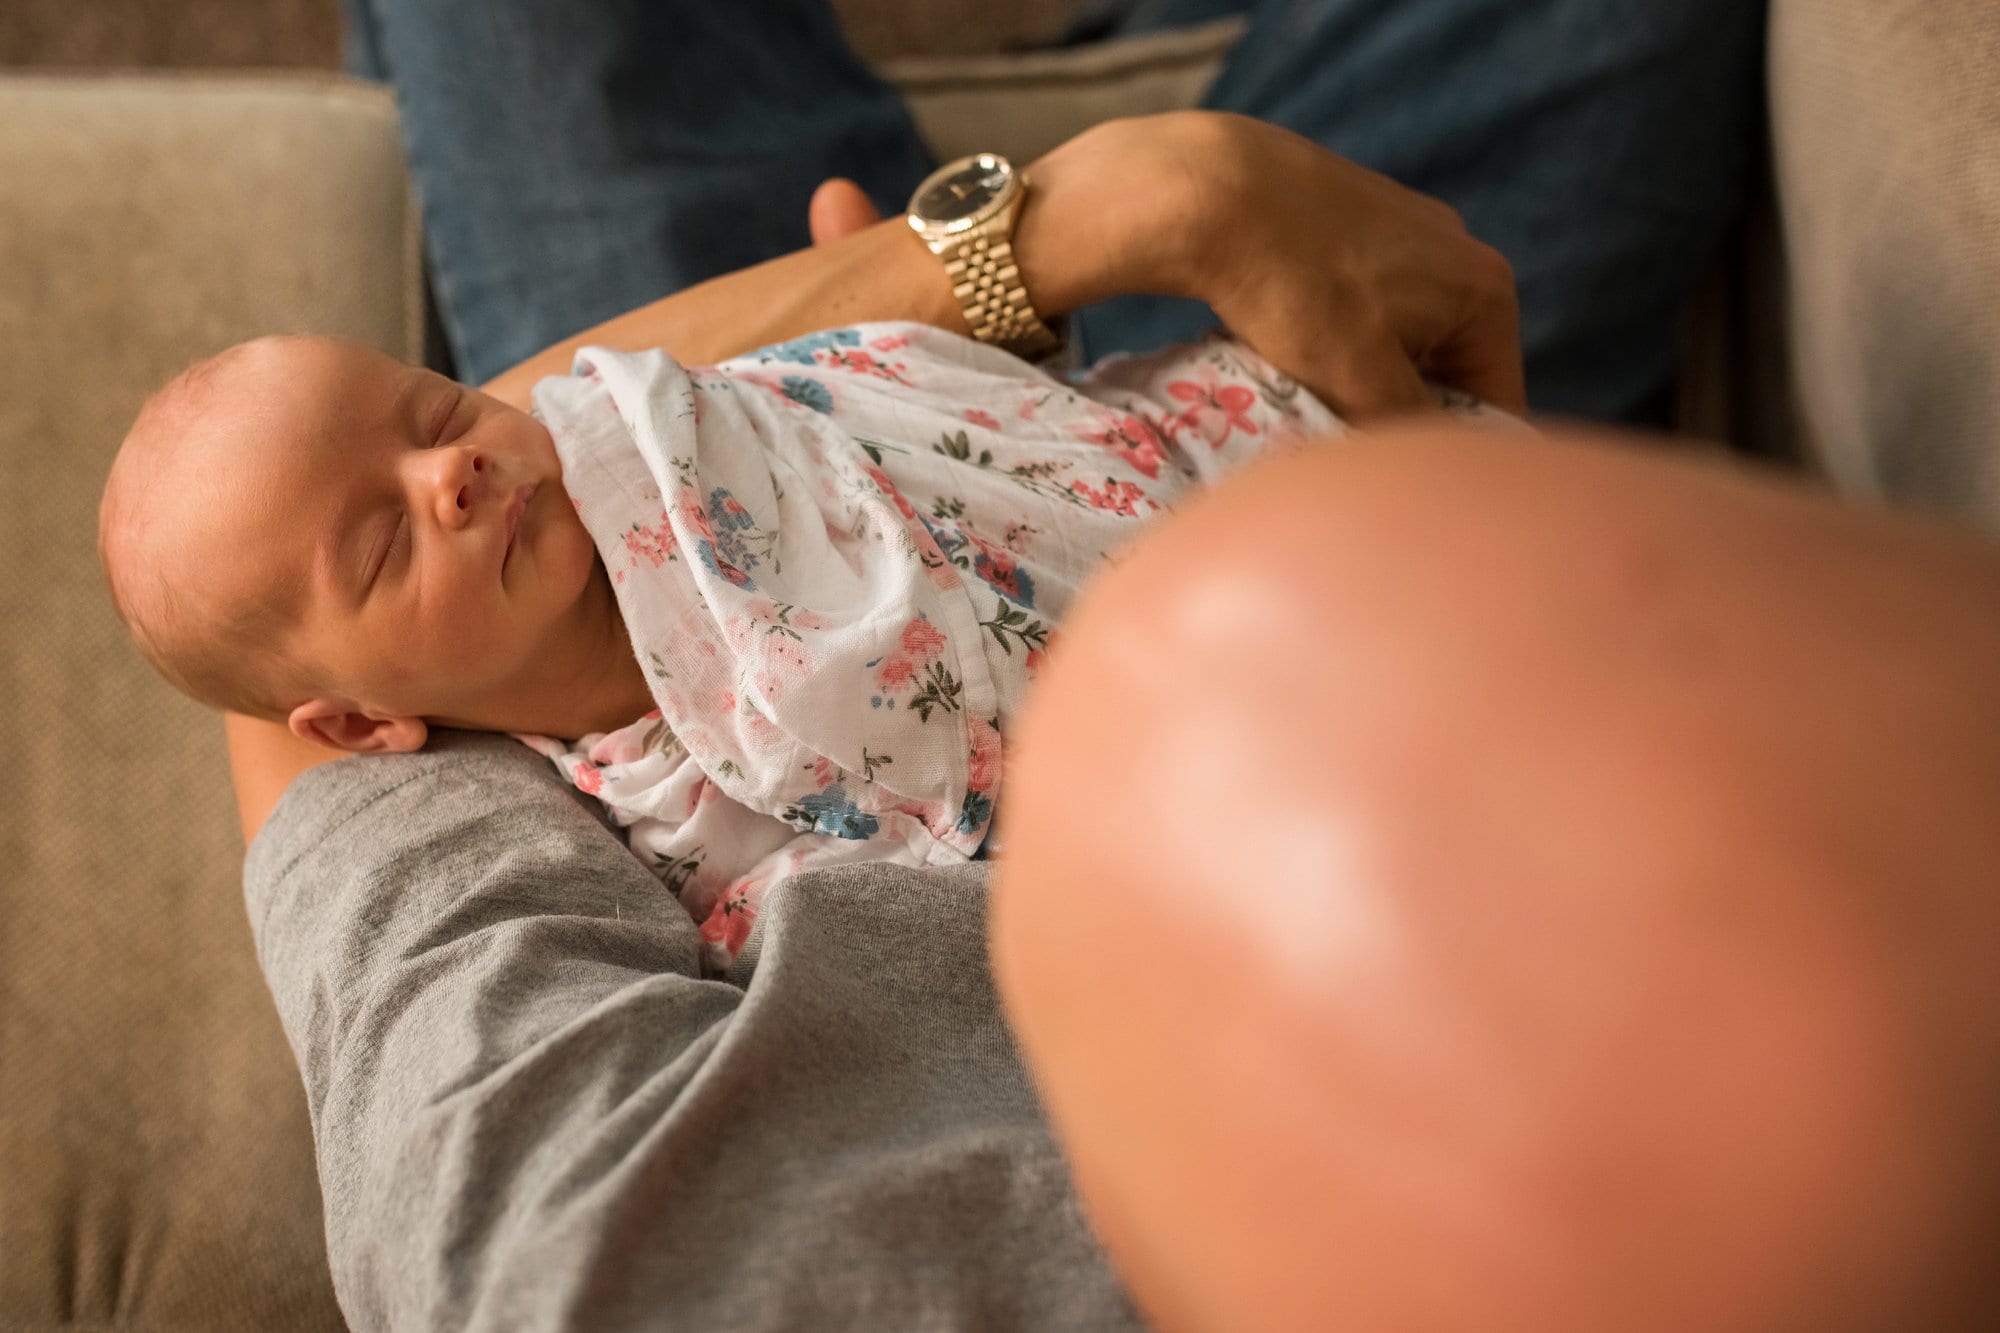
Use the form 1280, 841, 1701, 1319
914, 154, 1013, 224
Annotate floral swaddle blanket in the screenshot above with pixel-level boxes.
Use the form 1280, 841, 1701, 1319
520, 321, 1345, 970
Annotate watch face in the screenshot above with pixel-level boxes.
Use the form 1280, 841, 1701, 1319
913, 154, 1013, 225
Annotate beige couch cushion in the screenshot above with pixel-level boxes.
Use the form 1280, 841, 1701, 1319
0, 72, 418, 1329
1773, 0, 2000, 526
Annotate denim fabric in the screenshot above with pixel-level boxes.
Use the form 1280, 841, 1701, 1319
341, 0, 1765, 424
339, 0, 935, 384
1072, 0, 1770, 425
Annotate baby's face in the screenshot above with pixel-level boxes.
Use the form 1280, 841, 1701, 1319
186, 337, 603, 723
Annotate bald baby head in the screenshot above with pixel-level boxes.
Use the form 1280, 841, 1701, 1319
98, 335, 327, 719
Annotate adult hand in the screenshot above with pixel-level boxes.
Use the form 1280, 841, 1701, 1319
810, 113, 1522, 418
1207, 113, 1526, 417
1070, 111, 1527, 419
809, 177, 881, 245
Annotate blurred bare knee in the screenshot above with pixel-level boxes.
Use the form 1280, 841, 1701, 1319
994, 419, 2000, 1331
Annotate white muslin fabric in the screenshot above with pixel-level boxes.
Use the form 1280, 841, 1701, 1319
520, 320, 1348, 969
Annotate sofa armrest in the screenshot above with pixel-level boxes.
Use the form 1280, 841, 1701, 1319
0, 71, 419, 1331
1770, 0, 2000, 525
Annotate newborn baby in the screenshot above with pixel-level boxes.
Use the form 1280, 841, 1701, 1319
101, 322, 1356, 968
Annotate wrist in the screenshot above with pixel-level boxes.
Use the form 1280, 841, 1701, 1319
1018, 114, 1224, 316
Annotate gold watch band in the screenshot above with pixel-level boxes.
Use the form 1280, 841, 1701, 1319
935, 230, 1064, 362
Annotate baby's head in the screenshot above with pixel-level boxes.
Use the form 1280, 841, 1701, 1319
99, 333, 606, 751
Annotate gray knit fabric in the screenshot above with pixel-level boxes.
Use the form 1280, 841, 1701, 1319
244, 731, 1140, 1331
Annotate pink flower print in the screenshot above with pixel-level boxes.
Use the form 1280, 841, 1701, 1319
766, 637, 811, 674
572, 762, 605, 796
863, 464, 918, 521
752, 636, 812, 699
668, 485, 716, 544
966, 530, 1034, 607
1068, 477, 1148, 517
900, 616, 947, 660
869, 333, 911, 352
964, 408, 1001, 431
1079, 410, 1170, 479
699, 882, 756, 956
829, 348, 911, 384
622, 512, 675, 568
967, 716, 1002, 792
873, 615, 947, 693
1168, 377, 1260, 448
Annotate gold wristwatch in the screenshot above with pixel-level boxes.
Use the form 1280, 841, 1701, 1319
906, 152, 1065, 362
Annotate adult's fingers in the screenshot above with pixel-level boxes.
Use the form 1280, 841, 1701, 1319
807, 177, 881, 247
1422, 271, 1528, 416
1304, 334, 1435, 423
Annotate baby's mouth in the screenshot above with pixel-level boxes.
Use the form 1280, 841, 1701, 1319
502, 483, 537, 571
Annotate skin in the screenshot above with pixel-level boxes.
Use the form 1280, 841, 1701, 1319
125, 336, 653, 753
194, 110, 2000, 1331
222, 110, 1527, 841
991, 421, 2000, 1331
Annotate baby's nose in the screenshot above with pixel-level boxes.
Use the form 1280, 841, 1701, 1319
434, 449, 490, 528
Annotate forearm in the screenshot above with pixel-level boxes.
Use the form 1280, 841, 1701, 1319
478, 116, 1205, 409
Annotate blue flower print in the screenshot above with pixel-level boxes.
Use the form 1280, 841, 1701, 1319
957, 789, 993, 836
707, 487, 756, 533
696, 540, 757, 590
972, 551, 1035, 610
788, 784, 880, 840
780, 375, 834, 414
758, 328, 860, 365
697, 486, 762, 585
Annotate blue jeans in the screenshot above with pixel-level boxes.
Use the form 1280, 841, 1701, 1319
341, 0, 1766, 426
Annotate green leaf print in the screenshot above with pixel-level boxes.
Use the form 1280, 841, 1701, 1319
861, 747, 892, 782
933, 429, 993, 468
980, 603, 1050, 656
851, 435, 909, 466
909, 660, 964, 723
651, 846, 706, 896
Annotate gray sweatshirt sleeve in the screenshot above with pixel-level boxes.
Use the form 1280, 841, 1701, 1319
244, 731, 1138, 1332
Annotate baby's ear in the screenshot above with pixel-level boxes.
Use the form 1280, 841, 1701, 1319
287, 698, 428, 755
